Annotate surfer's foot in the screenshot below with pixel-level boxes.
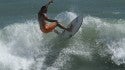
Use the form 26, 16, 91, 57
66, 28, 71, 31
66, 24, 73, 32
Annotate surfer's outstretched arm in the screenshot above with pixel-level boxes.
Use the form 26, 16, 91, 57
56, 22, 72, 31
45, 0, 53, 8
56, 23, 67, 30
44, 16, 57, 22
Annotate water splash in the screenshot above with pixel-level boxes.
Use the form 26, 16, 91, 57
1, 12, 125, 70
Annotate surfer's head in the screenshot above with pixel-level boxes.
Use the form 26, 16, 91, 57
40, 6, 47, 13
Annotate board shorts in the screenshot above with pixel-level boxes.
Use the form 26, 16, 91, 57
41, 22, 57, 33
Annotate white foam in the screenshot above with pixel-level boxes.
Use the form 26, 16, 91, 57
0, 20, 45, 70
0, 12, 78, 70
1, 13, 125, 70
55, 11, 77, 25
107, 39, 125, 65
0, 41, 34, 70
81, 16, 125, 65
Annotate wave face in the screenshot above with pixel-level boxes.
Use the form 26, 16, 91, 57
0, 12, 125, 70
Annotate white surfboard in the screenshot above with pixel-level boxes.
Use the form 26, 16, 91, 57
59, 16, 83, 38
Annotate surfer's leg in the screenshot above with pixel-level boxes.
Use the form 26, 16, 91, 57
44, 22, 57, 33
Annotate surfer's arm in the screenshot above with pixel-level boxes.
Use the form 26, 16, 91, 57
42, 14, 57, 22
45, 18, 57, 22
45, 0, 53, 8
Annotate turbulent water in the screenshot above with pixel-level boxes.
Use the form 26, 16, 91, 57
0, 0, 125, 70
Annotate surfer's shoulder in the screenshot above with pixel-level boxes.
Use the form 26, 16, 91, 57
38, 12, 46, 18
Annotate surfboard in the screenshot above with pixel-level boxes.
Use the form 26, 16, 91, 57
59, 16, 83, 38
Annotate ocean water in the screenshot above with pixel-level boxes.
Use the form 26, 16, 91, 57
0, 0, 125, 70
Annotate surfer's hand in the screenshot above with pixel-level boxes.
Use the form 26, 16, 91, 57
55, 20, 59, 24
49, 0, 53, 3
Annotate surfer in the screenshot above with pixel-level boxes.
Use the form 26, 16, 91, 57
38, 0, 70, 33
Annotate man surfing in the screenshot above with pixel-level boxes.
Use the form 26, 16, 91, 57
38, 0, 70, 34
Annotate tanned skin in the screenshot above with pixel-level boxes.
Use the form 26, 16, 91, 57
38, 0, 69, 33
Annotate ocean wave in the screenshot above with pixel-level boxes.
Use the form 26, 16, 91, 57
81, 16, 125, 65
0, 12, 125, 70
0, 12, 77, 70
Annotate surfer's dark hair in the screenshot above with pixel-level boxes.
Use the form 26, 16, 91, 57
40, 6, 47, 11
